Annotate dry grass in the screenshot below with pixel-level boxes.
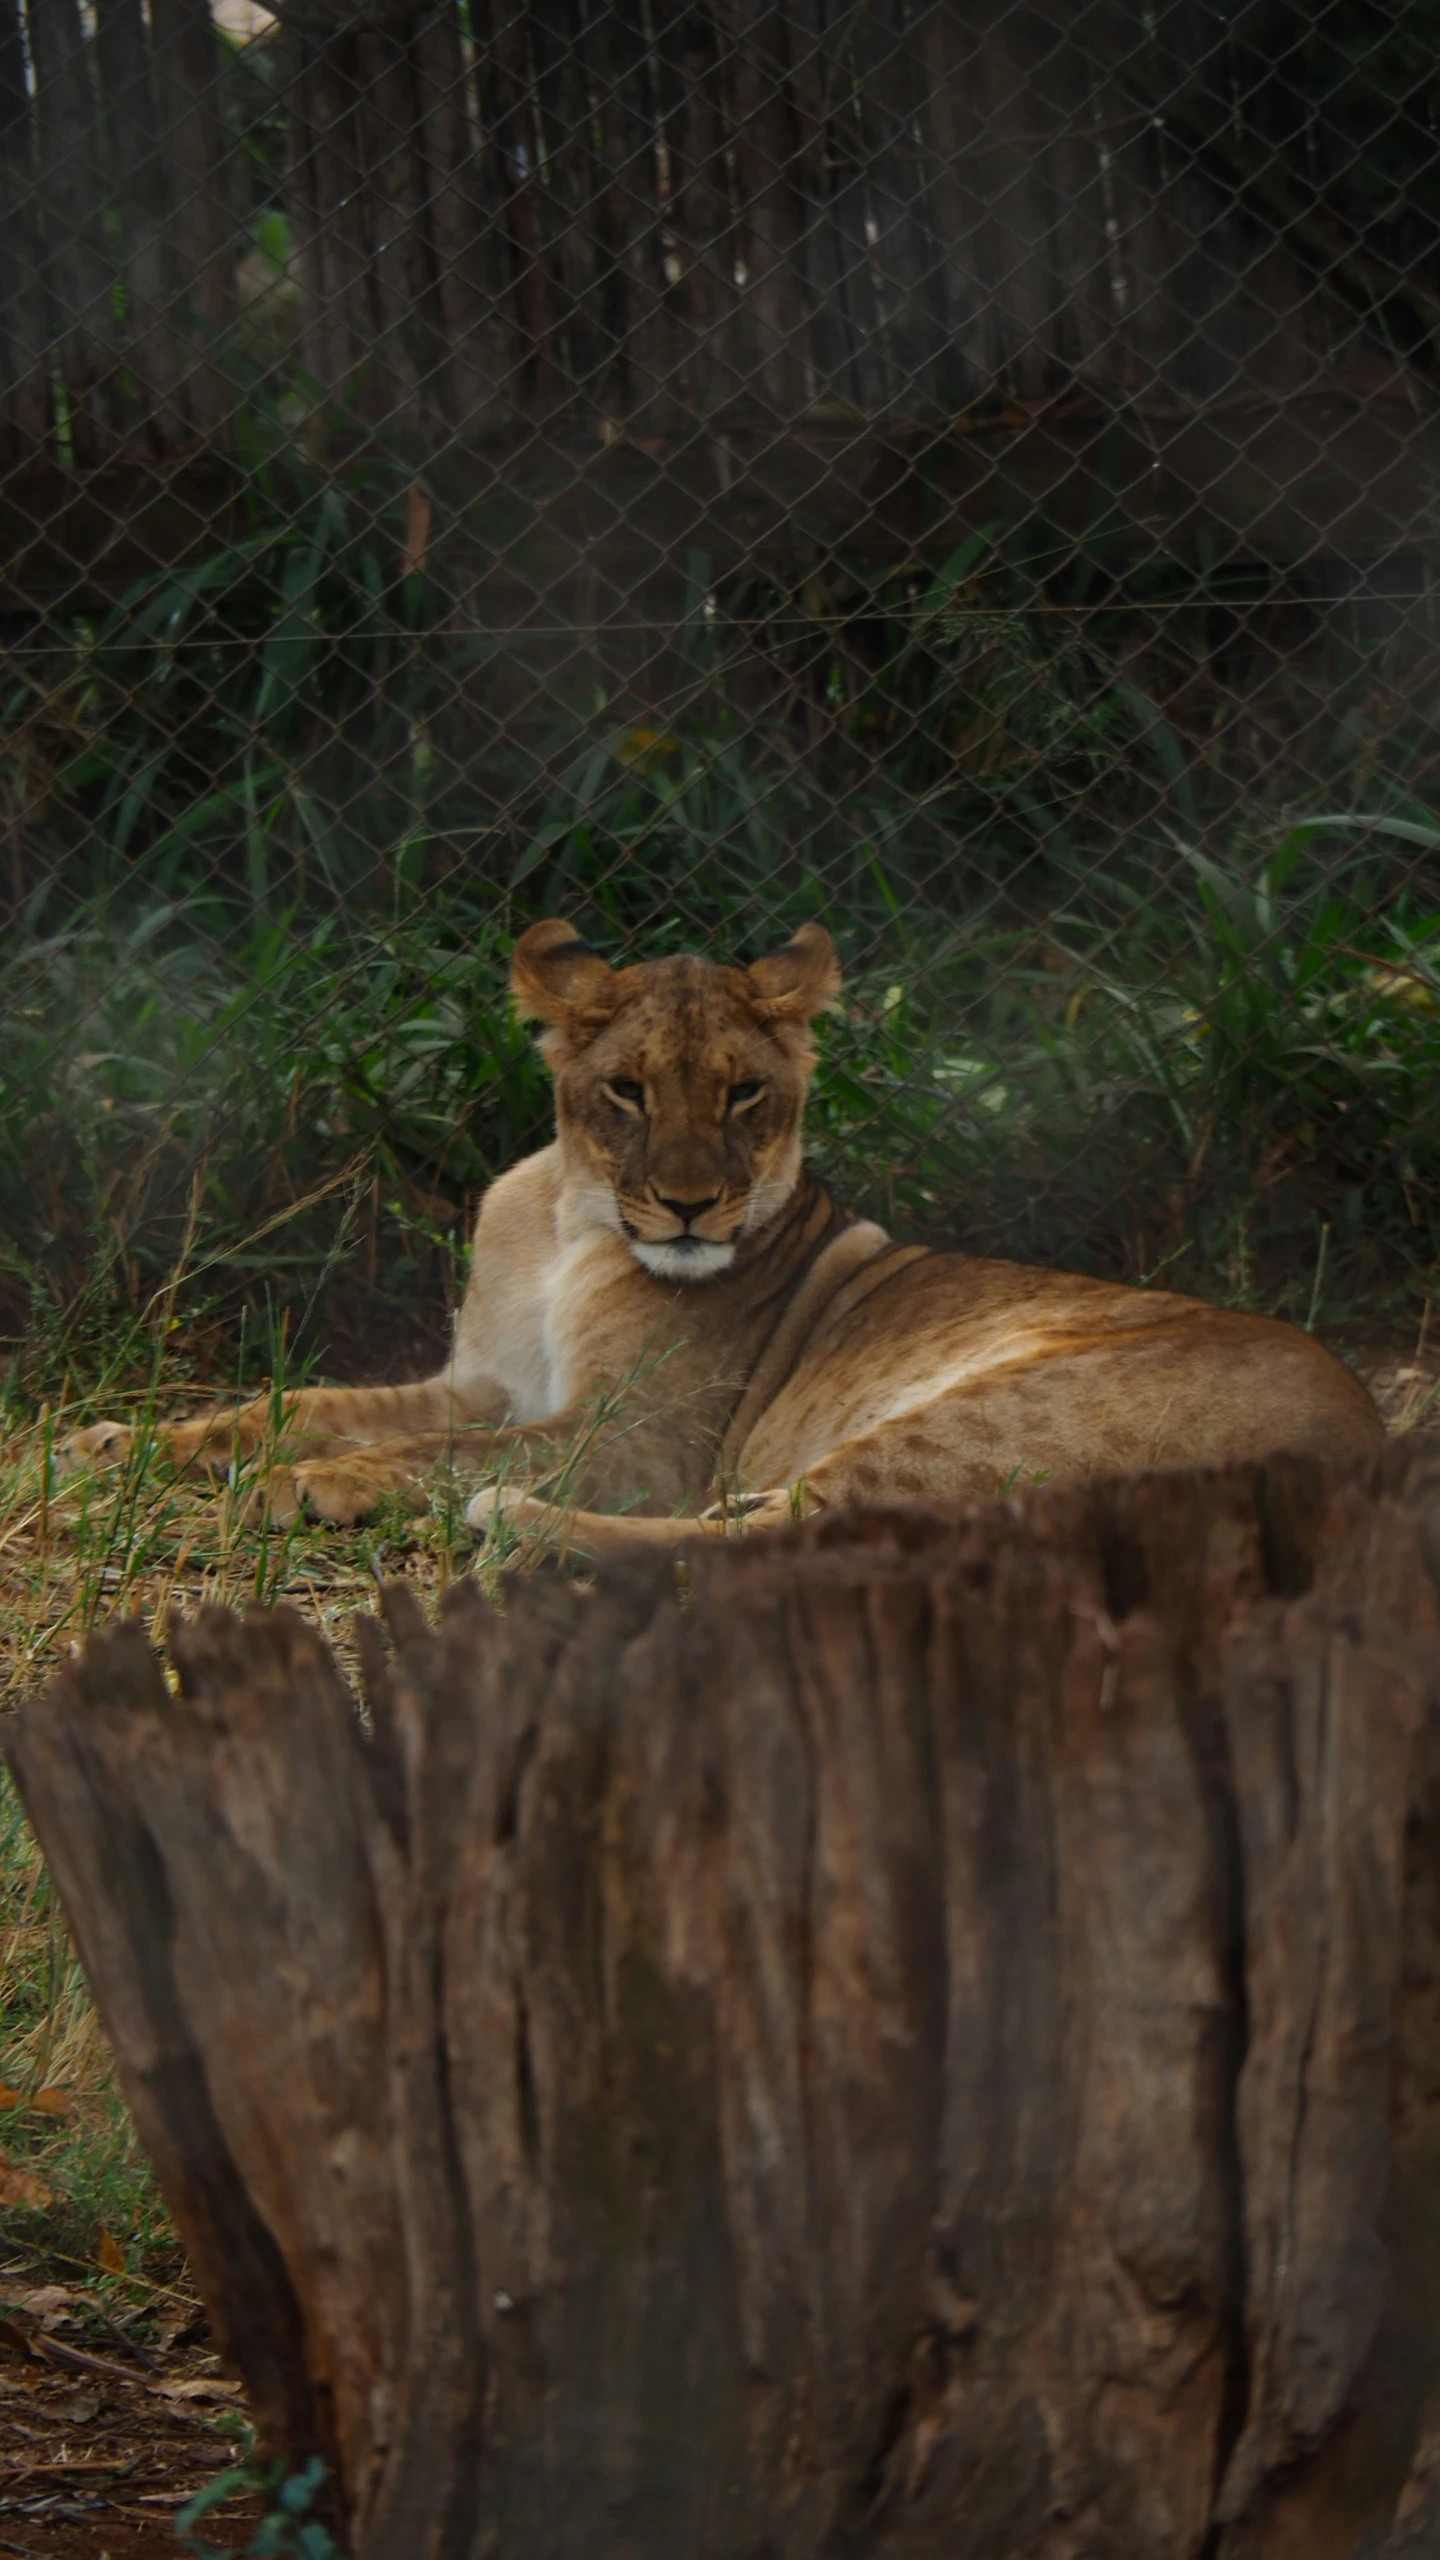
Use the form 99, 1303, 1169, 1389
0, 1421, 472, 1715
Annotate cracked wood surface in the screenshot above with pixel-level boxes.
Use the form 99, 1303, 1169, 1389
11, 1442, 1440, 2559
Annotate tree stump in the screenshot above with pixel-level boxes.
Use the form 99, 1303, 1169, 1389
11, 1443, 1440, 2560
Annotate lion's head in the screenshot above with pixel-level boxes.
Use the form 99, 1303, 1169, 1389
510, 918, 841, 1280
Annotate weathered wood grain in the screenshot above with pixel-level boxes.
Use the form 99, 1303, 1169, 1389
11, 1442, 1440, 2557
1, 0, 238, 454
0, 0, 52, 457
26, 0, 119, 457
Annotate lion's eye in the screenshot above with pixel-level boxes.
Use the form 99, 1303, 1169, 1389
606, 1078, 646, 1111
727, 1080, 765, 1112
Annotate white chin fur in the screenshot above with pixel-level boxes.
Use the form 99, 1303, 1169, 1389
633, 1238, 736, 1282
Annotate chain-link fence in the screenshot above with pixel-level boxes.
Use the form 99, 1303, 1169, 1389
3, 0, 1439, 1401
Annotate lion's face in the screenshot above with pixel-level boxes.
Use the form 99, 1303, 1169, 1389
510, 920, 841, 1281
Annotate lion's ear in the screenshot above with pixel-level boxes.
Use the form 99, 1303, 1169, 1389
510, 920, 620, 1038
745, 922, 842, 1022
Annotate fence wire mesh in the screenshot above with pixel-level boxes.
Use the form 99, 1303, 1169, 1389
2, 0, 1439, 1402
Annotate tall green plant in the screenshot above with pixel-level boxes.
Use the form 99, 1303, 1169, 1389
20, 385, 446, 910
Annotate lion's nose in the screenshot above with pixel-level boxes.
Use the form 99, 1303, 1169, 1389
652, 1189, 721, 1229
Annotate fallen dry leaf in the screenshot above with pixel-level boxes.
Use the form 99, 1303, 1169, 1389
0, 2083, 72, 2116
153, 2375, 242, 2404
27, 2085, 74, 2118
95, 2229, 127, 2275
20, 2284, 75, 2325
0, 2159, 53, 2210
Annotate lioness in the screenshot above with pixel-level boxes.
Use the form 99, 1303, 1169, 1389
65, 918, 1383, 1543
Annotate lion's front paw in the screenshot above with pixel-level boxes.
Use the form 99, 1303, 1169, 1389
277, 1461, 380, 1527
465, 1482, 549, 1544
58, 1420, 136, 1472
61, 1413, 247, 1480
266, 1457, 428, 1528
465, 1481, 508, 1537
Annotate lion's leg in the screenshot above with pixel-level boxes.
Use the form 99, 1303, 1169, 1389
263, 1426, 514, 1525
68, 1394, 638, 1531
269, 1410, 605, 1527
61, 1372, 512, 1479
472, 1488, 752, 1554
466, 1484, 808, 1555
468, 1489, 727, 1554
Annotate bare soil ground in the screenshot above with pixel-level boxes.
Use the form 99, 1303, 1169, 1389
0, 2280, 259, 2556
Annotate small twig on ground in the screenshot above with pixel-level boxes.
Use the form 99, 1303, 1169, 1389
27, 2330, 143, 2389
82, 2296, 159, 2370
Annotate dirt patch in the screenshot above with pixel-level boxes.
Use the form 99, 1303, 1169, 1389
0, 2285, 260, 2559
